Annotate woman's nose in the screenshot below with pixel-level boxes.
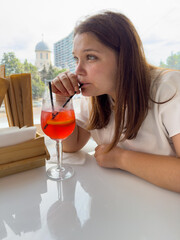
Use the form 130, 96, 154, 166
75, 61, 86, 76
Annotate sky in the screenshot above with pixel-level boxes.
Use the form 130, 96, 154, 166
0, 0, 180, 67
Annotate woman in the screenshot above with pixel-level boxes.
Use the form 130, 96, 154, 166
52, 11, 180, 192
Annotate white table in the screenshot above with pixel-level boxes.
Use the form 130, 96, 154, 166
0, 139, 180, 240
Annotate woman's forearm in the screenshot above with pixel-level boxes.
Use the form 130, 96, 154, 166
62, 123, 90, 153
62, 124, 79, 152
120, 149, 180, 192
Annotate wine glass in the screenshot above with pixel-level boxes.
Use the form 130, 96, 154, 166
41, 93, 75, 180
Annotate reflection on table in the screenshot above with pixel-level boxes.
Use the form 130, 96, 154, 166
0, 139, 180, 240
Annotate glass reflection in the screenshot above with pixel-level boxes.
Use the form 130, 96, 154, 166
74, 181, 91, 227
47, 179, 91, 239
56, 181, 64, 201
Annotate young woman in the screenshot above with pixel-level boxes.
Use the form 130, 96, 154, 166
52, 11, 180, 192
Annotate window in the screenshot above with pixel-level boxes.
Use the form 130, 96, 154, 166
0, 102, 8, 128
0, 0, 179, 129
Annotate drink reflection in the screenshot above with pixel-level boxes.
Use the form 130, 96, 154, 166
74, 181, 91, 227
47, 179, 91, 239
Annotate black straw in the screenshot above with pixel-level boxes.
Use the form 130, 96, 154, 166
44, 83, 83, 129
62, 83, 83, 108
48, 82, 54, 113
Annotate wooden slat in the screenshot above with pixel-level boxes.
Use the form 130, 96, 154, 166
0, 136, 46, 164
0, 155, 46, 178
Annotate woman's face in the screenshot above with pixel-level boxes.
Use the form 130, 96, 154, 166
73, 32, 118, 99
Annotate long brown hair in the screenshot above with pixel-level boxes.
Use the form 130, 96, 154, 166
74, 11, 154, 150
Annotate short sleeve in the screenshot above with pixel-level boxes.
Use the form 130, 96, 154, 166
156, 71, 180, 137
73, 96, 90, 130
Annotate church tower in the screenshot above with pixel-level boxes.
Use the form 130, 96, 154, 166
35, 38, 51, 71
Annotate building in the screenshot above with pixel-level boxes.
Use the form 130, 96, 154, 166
35, 40, 51, 71
54, 31, 76, 72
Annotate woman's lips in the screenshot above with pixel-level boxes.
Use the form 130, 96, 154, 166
80, 83, 90, 88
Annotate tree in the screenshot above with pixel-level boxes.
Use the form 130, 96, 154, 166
1, 52, 24, 76
0, 52, 45, 99
51, 66, 67, 79
23, 59, 40, 82
46, 64, 54, 80
23, 59, 45, 99
0, 52, 67, 99
39, 65, 47, 82
159, 52, 180, 70
46, 64, 67, 81
31, 78, 45, 99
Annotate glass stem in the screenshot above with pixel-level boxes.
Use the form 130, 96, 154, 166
56, 139, 62, 170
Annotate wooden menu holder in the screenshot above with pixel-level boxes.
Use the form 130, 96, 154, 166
0, 73, 50, 178
0, 133, 50, 178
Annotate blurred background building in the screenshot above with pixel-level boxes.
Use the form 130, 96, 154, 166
54, 31, 76, 72
35, 40, 52, 71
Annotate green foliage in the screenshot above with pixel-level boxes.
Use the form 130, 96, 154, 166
31, 78, 45, 99
23, 59, 45, 99
0, 52, 68, 99
39, 65, 48, 82
46, 64, 54, 80
1, 52, 24, 75
0, 52, 44, 99
40, 63, 66, 81
51, 66, 67, 79
159, 52, 180, 70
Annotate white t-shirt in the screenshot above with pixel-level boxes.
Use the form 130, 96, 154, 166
75, 70, 180, 157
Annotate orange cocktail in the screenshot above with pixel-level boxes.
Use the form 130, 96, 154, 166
41, 93, 75, 181
41, 109, 75, 140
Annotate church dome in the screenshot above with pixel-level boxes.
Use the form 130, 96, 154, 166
35, 41, 51, 52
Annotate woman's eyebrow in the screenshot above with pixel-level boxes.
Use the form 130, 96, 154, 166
72, 49, 101, 55
83, 49, 101, 53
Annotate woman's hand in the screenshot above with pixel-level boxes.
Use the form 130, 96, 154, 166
94, 144, 122, 169
95, 136, 180, 192
51, 71, 80, 96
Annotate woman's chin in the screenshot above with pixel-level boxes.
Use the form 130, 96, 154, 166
81, 89, 91, 96
81, 86, 100, 97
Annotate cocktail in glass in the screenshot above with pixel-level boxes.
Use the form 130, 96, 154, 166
41, 96, 75, 180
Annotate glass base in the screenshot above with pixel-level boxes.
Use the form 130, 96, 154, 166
47, 165, 74, 181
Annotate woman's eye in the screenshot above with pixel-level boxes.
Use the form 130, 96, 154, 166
87, 55, 97, 61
